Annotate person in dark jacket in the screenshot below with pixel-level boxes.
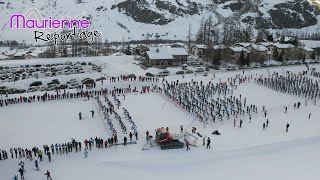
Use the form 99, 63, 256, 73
286, 123, 290, 132
206, 137, 211, 149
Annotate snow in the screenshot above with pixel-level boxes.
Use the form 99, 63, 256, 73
229, 46, 248, 52
301, 46, 314, 52
300, 40, 320, 49
146, 47, 174, 60
251, 44, 269, 52
1, 55, 320, 179
273, 43, 295, 49
0, 54, 9, 60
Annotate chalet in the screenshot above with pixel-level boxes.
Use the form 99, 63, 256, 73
273, 43, 295, 60
191, 44, 207, 59
227, 47, 250, 63
300, 46, 314, 59
145, 47, 188, 67
248, 44, 270, 61
300, 40, 320, 58
4, 50, 16, 59
13, 51, 28, 60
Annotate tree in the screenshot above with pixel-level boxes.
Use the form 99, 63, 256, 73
267, 34, 273, 42
245, 54, 250, 66
273, 48, 278, 60
238, 50, 246, 66
213, 48, 222, 66
311, 50, 316, 60
278, 50, 284, 62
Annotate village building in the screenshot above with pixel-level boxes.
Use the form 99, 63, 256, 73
191, 44, 206, 59
145, 47, 188, 67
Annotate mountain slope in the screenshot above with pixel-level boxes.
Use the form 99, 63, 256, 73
0, 0, 319, 43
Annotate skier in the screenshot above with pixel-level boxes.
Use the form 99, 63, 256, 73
129, 132, 133, 141
286, 123, 290, 132
84, 149, 88, 158
239, 119, 243, 128
206, 137, 211, 149
308, 113, 311, 119
266, 119, 269, 127
90, 110, 94, 118
44, 170, 52, 180
124, 136, 127, 146
146, 131, 149, 140
202, 137, 205, 146
262, 123, 266, 130
186, 141, 190, 151
12, 175, 18, 180
249, 115, 251, 123
79, 112, 82, 120
35, 160, 39, 170
18, 168, 24, 180
180, 125, 183, 133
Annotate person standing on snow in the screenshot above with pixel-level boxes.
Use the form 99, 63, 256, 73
90, 110, 94, 118
186, 141, 190, 151
79, 112, 82, 120
123, 136, 128, 146
262, 123, 266, 130
84, 149, 88, 158
286, 123, 290, 132
239, 119, 243, 128
266, 119, 269, 127
206, 137, 211, 149
18, 168, 24, 180
129, 132, 133, 141
309, 113, 311, 119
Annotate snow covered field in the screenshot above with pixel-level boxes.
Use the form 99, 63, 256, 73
1, 56, 320, 180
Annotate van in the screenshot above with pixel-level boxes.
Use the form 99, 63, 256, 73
157, 70, 170, 77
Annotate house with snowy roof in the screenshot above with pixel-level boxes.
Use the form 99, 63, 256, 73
300, 46, 314, 59
145, 47, 188, 67
226, 46, 250, 63
191, 44, 207, 59
171, 42, 185, 48
247, 44, 271, 61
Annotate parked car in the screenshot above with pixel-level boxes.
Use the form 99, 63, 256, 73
185, 70, 193, 74
157, 70, 170, 77
195, 68, 205, 72
176, 71, 185, 75
226, 65, 236, 71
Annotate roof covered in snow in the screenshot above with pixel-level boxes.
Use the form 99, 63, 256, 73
171, 42, 185, 47
273, 43, 294, 49
236, 43, 251, 47
147, 47, 174, 60
213, 45, 226, 49
229, 47, 248, 53
167, 47, 188, 56
251, 44, 268, 52
258, 42, 273, 47
301, 46, 314, 52
193, 44, 207, 49
300, 40, 320, 49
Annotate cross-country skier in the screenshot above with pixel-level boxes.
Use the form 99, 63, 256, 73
286, 123, 290, 132
44, 170, 52, 180
186, 141, 190, 151
266, 119, 269, 127
90, 110, 94, 118
79, 112, 82, 120
206, 137, 211, 149
123, 136, 127, 146
84, 149, 88, 158
309, 113, 311, 119
18, 168, 24, 180
12, 175, 18, 180
129, 132, 133, 141
203, 137, 205, 146
262, 123, 266, 130
239, 119, 243, 128
35, 160, 39, 170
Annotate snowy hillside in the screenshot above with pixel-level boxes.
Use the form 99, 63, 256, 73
0, 0, 320, 43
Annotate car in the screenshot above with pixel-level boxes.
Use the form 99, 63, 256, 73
47, 84, 57, 91
226, 65, 236, 71
213, 65, 220, 70
195, 68, 205, 72
185, 70, 193, 74
254, 64, 262, 68
239, 66, 247, 69
176, 71, 185, 75
145, 72, 155, 77
157, 70, 170, 77
69, 83, 80, 89
67, 79, 78, 84
59, 84, 68, 89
